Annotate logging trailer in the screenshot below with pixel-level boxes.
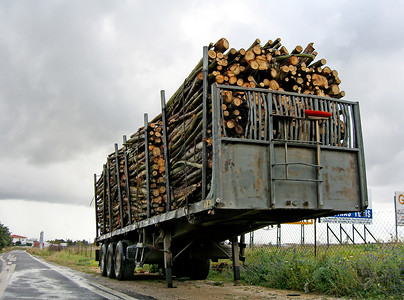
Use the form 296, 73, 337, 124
93, 46, 367, 287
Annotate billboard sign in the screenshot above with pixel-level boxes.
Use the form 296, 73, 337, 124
320, 209, 372, 224
287, 219, 314, 225
320, 191, 372, 224
394, 191, 404, 226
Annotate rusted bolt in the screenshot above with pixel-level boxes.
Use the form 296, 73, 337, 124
303, 201, 309, 207
286, 200, 291, 206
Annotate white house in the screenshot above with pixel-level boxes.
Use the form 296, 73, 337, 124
10, 234, 27, 245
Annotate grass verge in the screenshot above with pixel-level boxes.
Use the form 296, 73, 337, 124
209, 243, 404, 299
26, 246, 100, 275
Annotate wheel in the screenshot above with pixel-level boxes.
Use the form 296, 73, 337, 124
172, 258, 189, 278
189, 259, 210, 280
173, 258, 210, 280
114, 241, 135, 280
106, 242, 116, 278
99, 243, 108, 277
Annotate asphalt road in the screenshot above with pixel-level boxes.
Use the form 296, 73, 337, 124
0, 250, 341, 300
0, 250, 147, 300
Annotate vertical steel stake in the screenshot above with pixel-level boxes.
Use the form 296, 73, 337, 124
93, 174, 99, 238
144, 114, 151, 219
123, 135, 133, 224
201, 46, 208, 200
102, 164, 107, 234
115, 143, 124, 228
161, 90, 171, 212
106, 160, 113, 231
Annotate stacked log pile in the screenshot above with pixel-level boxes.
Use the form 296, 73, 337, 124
205, 38, 343, 97
95, 37, 344, 233
125, 129, 148, 219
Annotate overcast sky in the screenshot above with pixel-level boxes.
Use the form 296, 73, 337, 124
0, 0, 403, 241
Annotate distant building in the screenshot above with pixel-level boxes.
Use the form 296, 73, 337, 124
33, 241, 44, 248
10, 234, 27, 246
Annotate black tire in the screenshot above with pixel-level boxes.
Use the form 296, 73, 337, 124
173, 258, 210, 280
106, 242, 116, 278
114, 241, 135, 280
189, 259, 210, 280
172, 258, 189, 278
99, 243, 108, 277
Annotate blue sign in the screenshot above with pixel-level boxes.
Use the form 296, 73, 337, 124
333, 209, 372, 219
320, 209, 372, 224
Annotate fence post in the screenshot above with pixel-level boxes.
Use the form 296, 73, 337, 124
394, 194, 399, 241
327, 223, 330, 247
276, 224, 281, 247
249, 231, 254, 248
314, 218, 317, 257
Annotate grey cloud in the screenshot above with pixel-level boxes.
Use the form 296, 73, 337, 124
0, 1, 148, 165
0, 0, 403, 209
0, 0, 196, 204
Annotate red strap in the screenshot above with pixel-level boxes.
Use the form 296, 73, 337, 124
305, 110, 332, 118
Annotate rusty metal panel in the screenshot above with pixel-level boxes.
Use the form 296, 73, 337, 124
271, 146, 362, 211
218, 143, 269, 209
215, 141, 363, 213
321, 149, 361, 211
272, 146, 318, 209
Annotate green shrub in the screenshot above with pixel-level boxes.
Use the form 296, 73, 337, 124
311, 255, 361, 296
241, 248, 317, 291
211, 243, 404, 299
0, 223, 12, 250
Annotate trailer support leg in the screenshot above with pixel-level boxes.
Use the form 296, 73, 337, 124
163, 231, 173, 288
231, 236, 241, 285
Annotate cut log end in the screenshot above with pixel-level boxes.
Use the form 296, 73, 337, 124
214, 38, 230, 53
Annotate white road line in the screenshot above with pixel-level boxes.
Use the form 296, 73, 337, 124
7, 254, 16, 261
29, 253, 139, 300
0, 255, 16, 297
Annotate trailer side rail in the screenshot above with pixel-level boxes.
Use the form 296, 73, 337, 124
95, 85, 367, 242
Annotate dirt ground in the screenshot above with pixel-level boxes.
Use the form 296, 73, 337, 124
88, 272, 343, 300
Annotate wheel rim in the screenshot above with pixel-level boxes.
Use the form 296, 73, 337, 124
100, 244, 108, 275
115, 249, 122, 274
100, 251, 105, 270
107, 251, 113, 272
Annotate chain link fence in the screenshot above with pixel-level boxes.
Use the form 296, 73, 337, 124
213, 210, 404, 298
65, 244, 97, 260
247, 210, 403, 256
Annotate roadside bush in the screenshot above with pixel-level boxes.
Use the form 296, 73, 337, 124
311, 255, 361, 296
27, 246, 52, 257
211, 243, 404, 299
27, 245, 99, 273
0, 223, 12, 250
241, 247, 317, 291
349, 245, 404, 298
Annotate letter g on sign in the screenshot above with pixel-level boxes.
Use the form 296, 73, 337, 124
399, 194, 404, 205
